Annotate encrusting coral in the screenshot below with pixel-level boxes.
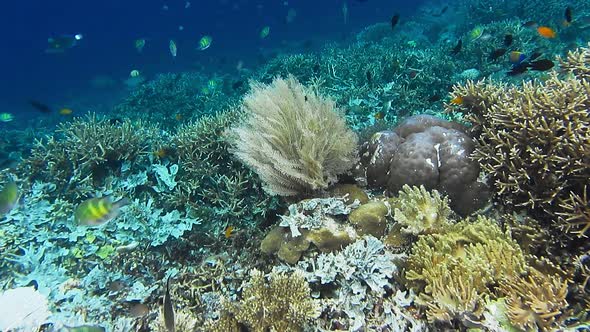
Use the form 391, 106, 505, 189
229, 75, 358, 196
219, 269, 320, 332
446, 44, 590, 236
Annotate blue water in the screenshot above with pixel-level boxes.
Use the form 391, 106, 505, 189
0, 0, 423, 120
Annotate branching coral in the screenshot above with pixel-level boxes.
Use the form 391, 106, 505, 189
405, 216, 527, 323
20, 114, 157, 199
168, 110, 280, 233
500, 269, 569, 331
392, 184, 451, 235
229, 76, 358, 196
228, 269, 320, 332
447, 44, 590, 236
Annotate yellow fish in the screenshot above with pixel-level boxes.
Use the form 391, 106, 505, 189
0, 181, 18, 216
224, 225, 235, 239
75, 196, 129, 227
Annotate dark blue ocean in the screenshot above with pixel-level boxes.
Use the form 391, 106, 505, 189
0, 0, 423, 121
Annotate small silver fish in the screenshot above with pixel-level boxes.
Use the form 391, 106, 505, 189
163, 276, 175, 332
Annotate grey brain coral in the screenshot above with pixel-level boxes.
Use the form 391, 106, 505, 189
360, 115, 488, 215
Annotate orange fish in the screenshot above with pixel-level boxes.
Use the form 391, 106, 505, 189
153, 148, 167, 158
450, 96, 463, 105
537, 26, 556, 38
224, 225, 235, 239
59, 108, 73, 115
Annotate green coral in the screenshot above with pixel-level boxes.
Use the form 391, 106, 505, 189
405, 216, 527, 323
393, 185, 452, 235
229, 269, 320, 332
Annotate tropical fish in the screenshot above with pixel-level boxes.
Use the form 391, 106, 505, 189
169, 40, 177, 57
391, 13, 400, 30
198, 35, 212, 50
75, 196, 129, 227
260, 26, 270, 39
163, 277, 175, 332
374, 111, 385, 120
342, 2, 348, 24
451, 39, 462, 55
59, 108, 73, 116
224, 225, 235, 238
503, 34, 513, 47
450, 96, 463, 105
207, 79, 218, 91
469, 26, 484, 40
528, 59, 555, 71
130, 69, 140, 78
0, 113, 14, 122
522, 21, 538, 28
489, 48, 507, 61
29, 100, 52, 113
45, 34, 83, 53
507, 62, 529, 76
286, 8, 297, 23
509, 51, 526, 64
564, 6, 573, 27
135, 39, 146, 53
537, 26, 556, 38
0, 182, 18, 216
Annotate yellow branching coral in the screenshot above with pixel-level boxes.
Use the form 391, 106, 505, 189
446, 44, 590, 237
405, 216, 527, 323
393, 185, 451, 235
501, 269, 569, 331
232, 269, 320, 332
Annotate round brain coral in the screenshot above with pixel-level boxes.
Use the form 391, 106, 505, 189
359, 115, 489, 215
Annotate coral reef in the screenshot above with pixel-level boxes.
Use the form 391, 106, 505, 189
229, 76, 358, 196
447, 44, 590, 235
359, 114, 489, 215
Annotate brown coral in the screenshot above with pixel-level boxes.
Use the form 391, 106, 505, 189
501, 269, 569, 331
446, 44, 590, 237
405, 216, 527, 323
231, 269, 320, 332
392, 185, 452, 235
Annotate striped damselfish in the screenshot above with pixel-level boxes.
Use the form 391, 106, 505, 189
75, 196, 129, 227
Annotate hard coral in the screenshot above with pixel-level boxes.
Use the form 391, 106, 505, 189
405, 216, 527, 324
359, 114, 489, 215
21, 114, 156, 199
392, 184, 451, 235
500, 269, 569, 331
229, 76, 358, 196
447, 44, 590, 236
231, 269, 320, 332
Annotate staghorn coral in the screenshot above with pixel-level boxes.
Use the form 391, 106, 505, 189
500, 269, 569, 331
447, 46, 590, 236
392, 184, 452, 235
228, 269, 320, 332
405, 216, 527, 324
168, 110, 280, 233
229, 76, 358, 196
20, 114, 157, 200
